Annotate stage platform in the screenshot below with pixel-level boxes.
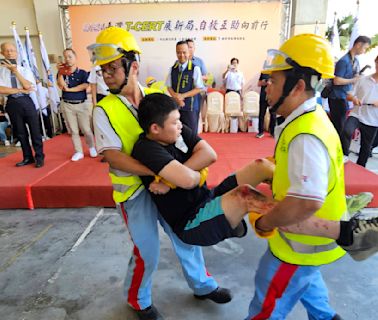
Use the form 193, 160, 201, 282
0, 133, 377, 209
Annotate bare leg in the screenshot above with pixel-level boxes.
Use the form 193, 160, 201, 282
235, 158, 275, 187
221, 184, 276, 228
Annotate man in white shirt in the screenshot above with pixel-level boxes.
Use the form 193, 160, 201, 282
222, 57, 244, 95
340, 55, 378, 167
0, 42, 44, 167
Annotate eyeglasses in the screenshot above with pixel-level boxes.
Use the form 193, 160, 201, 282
100, 63, 123, 75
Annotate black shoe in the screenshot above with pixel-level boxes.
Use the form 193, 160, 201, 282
35, 159, 44, 168
332, 314, 343, 320
135, 305, 164, 320
194, 287, 232, 304
16, 158, 35, 167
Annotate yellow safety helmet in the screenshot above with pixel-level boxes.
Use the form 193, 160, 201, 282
145, 76, 156, 87
263, 34, 335, 79
87, 26, 142, 66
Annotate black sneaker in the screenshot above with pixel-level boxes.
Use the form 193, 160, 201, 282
135, 305, 164, 320
194, 287, 232, 304
341, 215, 378, 261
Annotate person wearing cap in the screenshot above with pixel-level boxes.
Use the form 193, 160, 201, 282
246, 34, 347, 320
88, 27, 231, 320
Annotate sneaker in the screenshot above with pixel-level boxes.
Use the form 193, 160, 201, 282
4, 140, 10, 146
343, 155, 349, 163
71, 152, 84, 162
346, 192, 374, 215
255, 133, 264, 138
135, 305, 164, 320
89, 147, 98, 158
341, 215, 378, 261
194, 287, 232, 304
15, 141, 21, 147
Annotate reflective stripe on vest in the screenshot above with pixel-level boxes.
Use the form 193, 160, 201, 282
269, 105, 346, 266
279, 231, 338, 254
97, 86, 162, 203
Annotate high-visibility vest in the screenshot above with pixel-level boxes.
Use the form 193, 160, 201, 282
97, 86, 161, 203
269, 105, 346, 266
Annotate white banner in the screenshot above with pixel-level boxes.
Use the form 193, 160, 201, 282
69, 2, 282, 92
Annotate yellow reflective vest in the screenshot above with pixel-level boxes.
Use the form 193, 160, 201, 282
269, 105, 346, 266
97, 87, 161, 203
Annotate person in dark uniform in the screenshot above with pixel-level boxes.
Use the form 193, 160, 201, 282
0, 42, 44, 167
166, 40, 204, 134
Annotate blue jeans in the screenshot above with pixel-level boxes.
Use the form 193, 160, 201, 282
246, 249, 336, 320
0, 121, 8, 142
117, 188, 218, 310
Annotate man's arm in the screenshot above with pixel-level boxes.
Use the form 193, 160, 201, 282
333, 59, 359, 86
183, 140, 217, 170
256, 196, 322, 232
90, 83, 97, 106
158, 159, 200, 189
0, 86, 30, 95
103, 149, 154, 176
65, 83, 89, 92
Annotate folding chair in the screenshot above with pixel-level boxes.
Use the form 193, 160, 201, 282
224, 91, 243, 133
240, 91, 260, 132
204, 91, 226, 133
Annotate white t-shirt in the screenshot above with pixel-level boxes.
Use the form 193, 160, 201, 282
224, 70, 244, 91
274, 97, 330, 202
349, 75, 378, 127
88, 66, 109, 96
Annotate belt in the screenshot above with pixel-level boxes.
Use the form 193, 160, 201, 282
63, 99, 86, 104
8, 93, 29, 99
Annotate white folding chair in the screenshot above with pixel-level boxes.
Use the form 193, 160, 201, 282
224, 91, 243, 133
204, 91, 226, 133
240, 91, 260, 132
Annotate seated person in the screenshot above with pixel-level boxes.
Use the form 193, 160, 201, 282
132, 93, 378, 259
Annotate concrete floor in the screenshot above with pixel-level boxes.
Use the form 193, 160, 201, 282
1, 206, 378, 320
1, 146, 378, 320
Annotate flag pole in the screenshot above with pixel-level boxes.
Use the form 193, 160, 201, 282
25, 26, 47, 139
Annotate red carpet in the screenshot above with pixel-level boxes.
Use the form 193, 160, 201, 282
0, 133, 377, 209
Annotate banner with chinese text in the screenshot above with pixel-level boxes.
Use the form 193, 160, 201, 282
69, 2, 282, 91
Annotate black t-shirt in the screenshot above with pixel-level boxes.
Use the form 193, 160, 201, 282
60, 68, 89, 101
132, 125, 211, 233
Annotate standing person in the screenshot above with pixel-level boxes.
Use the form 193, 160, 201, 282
222, 58, 244, 95
246, 34, 348, 320
167, 40, 204, 134
88, 65, 109, 106
0, 97, 10, 146
256, 72, 276, 138
187, 38, 208, 129
88, 27, 230, 320
0, 42, 44, 167
57, 48, 97, 161
340, 55, 378, 167
328, 36, 371, 137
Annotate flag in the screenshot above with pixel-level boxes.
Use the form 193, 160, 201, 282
349, 7, 360, 50
25, 28, 47, 116
314, 20, 320, 35
330, 13, 341, 59
39, 32, 60, 114
11, 23, 40, 111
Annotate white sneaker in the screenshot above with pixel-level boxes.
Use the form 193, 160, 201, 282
71, 152, 84, 161
15, 141, 21, 147
4, 140, 10, 146
343, 155, 349, 163
89, 147, 98, 158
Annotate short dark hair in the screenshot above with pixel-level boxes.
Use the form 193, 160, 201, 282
63, 48, 77, 56
186, 39, 194, 44
353, 36, 371, 46
176, 40, 188, 47
138, 93, 179, 133
230, 57, 239, 64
